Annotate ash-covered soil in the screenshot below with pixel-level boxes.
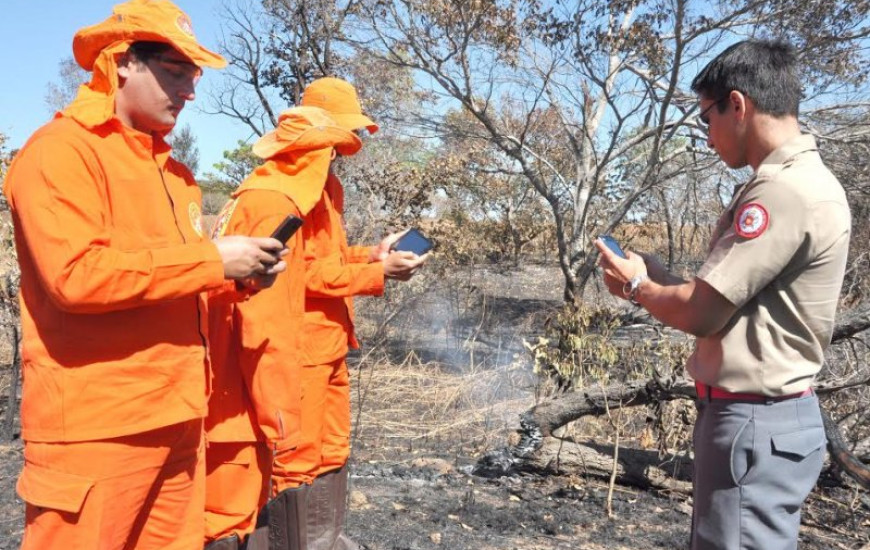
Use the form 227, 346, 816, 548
340, 450, 870, 550
0, 442, 23, 548
0, 438, 867, 549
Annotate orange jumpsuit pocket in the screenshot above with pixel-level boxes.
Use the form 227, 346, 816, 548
205, 442, 271, 542
17, 462, 94, 514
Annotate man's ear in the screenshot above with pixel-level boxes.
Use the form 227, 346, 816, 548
730, 90, 750, 122
116, 52, 134, 81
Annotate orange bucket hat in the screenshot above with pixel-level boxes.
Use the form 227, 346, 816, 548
300, 77, 379, 134
72, 0, 226, 71
252, 106, 362, 160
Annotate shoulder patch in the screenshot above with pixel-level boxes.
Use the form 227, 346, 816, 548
188, 202, 203, 237
734, 202, 769, 239
211, 199, 239, 239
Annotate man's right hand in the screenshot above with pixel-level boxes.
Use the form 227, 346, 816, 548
382, 250, 429, 281
214, 236, 287, 280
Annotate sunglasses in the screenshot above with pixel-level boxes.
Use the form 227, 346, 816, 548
151, 55, 203, 85
697, 97, 729, 130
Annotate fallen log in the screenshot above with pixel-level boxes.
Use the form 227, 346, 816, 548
831, 301, 870, 342
475, 304, 870, 490
821, 406, 870, 489
523, 438, 693, 494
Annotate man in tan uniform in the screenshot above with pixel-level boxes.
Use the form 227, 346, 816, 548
597, 40, 850, 549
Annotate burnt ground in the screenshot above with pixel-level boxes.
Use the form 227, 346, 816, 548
0, 437, 866, 549
0, 263, 869, 549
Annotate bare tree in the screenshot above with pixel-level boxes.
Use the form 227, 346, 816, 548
167, 124, 201, 176
207, 0, 870, 302
206, 0, 360, 136
44, 57, 89, 113
350, 0, 870, 301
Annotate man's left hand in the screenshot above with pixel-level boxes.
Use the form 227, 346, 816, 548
594, 238, 648, 300
369, 230, 410, 262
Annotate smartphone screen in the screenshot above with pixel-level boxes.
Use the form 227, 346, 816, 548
392, 228, 433, 256
599, 235, 627, 259
270, 215, 304, 244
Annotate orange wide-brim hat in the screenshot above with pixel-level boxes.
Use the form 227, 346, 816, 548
72, 0, 226, 71
300, 77, 379, 134
252, 106, 362, 160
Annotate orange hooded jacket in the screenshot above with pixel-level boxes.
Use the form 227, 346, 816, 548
206, 170, 306, 450
206, 107, 366, 449
4, 113, 228, 443
300, 171, 385, 366
1, 4, 238, 443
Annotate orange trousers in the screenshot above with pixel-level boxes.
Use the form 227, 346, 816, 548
272, 357, 352, 492
17, 419, 204, 550
204, 441, 272, 542
204, 358, 352, 541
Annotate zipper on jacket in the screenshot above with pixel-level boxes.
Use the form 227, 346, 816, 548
157, 163, 209, 352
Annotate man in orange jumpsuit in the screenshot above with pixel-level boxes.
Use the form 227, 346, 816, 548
266, 77, 428, 549
204, 79, 428, 549
3, 1, 287, 549
204, 106, 364, 549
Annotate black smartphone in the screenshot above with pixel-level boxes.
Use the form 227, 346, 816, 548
599, 234, 627, 259
270, 215, 304, 244
391, 228, 433, 256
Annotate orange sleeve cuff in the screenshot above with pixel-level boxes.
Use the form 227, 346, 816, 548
346, 245, 373, 264
305, 256, 384, 298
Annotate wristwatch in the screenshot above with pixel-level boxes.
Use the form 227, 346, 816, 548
622, 273, 648, 306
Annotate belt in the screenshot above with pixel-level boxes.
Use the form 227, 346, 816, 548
695, 382, 813, 402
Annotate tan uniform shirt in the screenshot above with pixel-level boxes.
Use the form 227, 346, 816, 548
688, 134, 851, 395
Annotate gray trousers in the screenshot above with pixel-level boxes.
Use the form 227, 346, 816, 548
691, 394, 826, 550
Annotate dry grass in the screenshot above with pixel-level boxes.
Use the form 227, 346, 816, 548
350, 352, 535, 462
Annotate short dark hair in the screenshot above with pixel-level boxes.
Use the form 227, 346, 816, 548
691, 39, 801, 118
125, 41, 174, 63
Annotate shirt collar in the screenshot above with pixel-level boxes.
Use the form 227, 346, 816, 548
757, 134, 818, 176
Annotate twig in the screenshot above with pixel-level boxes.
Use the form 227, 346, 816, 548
3, 324, 19, 441
601, 386, 623, 519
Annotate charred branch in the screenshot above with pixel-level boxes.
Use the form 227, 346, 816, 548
476, 304, 870, 490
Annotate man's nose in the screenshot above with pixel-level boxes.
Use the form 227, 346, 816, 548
179, 81, 196, 101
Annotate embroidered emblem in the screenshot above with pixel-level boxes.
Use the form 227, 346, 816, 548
210, 199, 239, 239
176, 14, 195, 37
188, 202, 203, 237
734, 202, 769, 239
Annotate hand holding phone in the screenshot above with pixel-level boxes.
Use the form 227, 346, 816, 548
270, 215, 304, 244
598, 234, 627, 259
391, 228, 434, 256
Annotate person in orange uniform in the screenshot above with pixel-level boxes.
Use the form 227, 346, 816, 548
204, 106, 364, 550
263, 77, 428, 549
3, 1, 287, 549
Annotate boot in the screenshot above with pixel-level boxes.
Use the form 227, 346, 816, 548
308, 466, 366, 550
243, 525, 269, 550
255, 484, 309, 550
332, 466, 366, 550
204, 535, 241, 550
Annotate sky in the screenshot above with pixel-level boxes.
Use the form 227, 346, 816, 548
0, 0, 258, 177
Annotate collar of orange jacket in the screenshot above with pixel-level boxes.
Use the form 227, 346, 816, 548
233, 148, 332, 216
63, 41, 131, 130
